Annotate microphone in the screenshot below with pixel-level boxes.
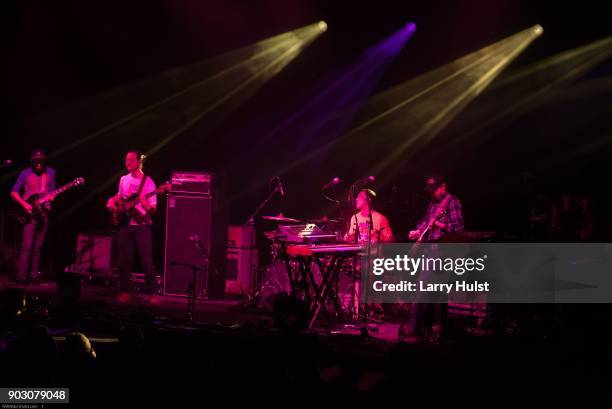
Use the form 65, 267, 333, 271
322, 177, 341, 190
189, 235, 208, 258
276, 176, 285, 196
354, 175, 375, 185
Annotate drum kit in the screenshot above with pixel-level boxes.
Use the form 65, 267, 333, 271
238, 169, 498, 333
255, 213, 361, 325
242, 176, 390, 328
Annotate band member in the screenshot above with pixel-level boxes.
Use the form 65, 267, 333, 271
346, 189, 393, 319
106, 151, 159, 303
406, 176, 464, 340
346, 189, 393, 244
10, 150, 56, 282
408, 176, 464, 242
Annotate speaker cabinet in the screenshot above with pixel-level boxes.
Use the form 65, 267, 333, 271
163, 192, 227, 298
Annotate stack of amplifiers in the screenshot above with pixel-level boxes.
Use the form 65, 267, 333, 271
163, 171, 227, 299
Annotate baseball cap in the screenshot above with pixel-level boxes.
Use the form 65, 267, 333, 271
425, 175, 445, 193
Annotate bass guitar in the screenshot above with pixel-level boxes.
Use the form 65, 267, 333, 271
110, 182, 170, 226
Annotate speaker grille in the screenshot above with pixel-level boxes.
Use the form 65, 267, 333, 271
163, 194, 212, 297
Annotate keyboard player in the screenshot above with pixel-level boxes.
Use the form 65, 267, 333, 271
345, 189, 394, 244
344, 189, 393, 319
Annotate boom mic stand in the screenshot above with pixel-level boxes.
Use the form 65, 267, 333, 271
172, 235, 210, 322
245, 178, 283, 226
358, 186, 379, 337
237, 179, 284, 309
171, 261, 204, 322
347, 181, 379, 338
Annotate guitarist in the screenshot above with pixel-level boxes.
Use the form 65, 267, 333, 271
106, 151, 159, 303
408, 175, 464, 242
10, 149, 56, 283
405, 176, 464, 341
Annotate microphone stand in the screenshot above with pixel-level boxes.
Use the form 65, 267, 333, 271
348, 184, 360, 323
239, 180, 283, 309
171, 261, 205, 322
322, 184, 340, 205
348, 182, 373, 337
360, 191, 376, 337
244, 180, 282, 226
348, 182, 380, 339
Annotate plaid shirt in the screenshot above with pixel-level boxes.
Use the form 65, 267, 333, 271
417, 194, 464, 242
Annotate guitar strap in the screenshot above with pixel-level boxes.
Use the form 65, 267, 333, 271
40, 172, 47, 194
423, 193, 452, 241
433, 193, 452, 221
136, 173, 147, 198
136, 173, 149, 220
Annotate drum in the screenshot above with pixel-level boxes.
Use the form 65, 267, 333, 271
260, 261, 291, 311
337, 258, 358, 316
259, 260, 323, 311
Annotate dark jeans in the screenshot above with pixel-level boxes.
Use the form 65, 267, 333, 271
116, 224, 158, 293
410, 246, 449, 338
17, 215, 48, 279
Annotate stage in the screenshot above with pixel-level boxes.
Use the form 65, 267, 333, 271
3, 0, 612, 405
2, 274, 608, 405
0, 274, 455, 346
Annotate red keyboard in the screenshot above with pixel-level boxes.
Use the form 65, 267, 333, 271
286, 244, 363, 256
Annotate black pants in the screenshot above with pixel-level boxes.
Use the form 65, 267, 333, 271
116, 224, 158, 293
17, 215, 48, 279
409, 247, 449, 338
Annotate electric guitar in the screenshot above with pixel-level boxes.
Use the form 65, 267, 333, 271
14, 177, 86, 223
410, 194, 452, 255
110, 182, 170, 226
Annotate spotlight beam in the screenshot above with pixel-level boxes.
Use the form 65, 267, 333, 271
228, 22, 417, 202
54, 22, 326, 220
441, 34, 612, 153
246, 25, 542, 193
371, 27, 540, 176
145, 39, 312, 156
1, 22, 327, 185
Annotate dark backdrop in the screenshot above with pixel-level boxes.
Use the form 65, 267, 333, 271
1, 0, 611, 272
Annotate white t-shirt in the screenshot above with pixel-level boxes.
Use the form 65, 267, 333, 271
118, 173, 157, 225
347, 210, 393, 244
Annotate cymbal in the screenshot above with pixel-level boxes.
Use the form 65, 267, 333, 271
261, 214, 301, 223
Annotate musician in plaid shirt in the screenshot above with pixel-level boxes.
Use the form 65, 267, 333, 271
409, 176, 464, 242
404, 176, 464, 341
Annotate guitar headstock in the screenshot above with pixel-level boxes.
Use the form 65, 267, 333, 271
73, 177, 86, 186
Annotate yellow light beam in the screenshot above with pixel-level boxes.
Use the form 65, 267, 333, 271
370, 25, 542, 176
443, 34, 612, 151
145, 33, 319, 156
241, 25, 542, 193
29, 22, 324, 158
54, 22, 326, 220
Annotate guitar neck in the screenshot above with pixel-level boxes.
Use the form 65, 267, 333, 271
52, 183, 74, 196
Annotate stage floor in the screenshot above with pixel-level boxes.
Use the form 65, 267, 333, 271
2, 274, 607, 403
0, 274, 441, 345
